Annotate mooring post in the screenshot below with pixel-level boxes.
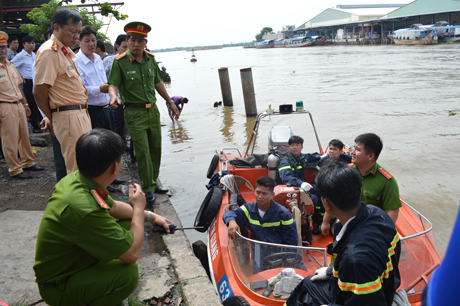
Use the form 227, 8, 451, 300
240, 68, 257, 117
218, 67, 233, 106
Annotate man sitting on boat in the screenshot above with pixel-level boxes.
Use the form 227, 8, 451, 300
223, 176, 298, 246
278, 136, 322, 229
286, 161, 401, 306
316, 139, 352, 170
321, 133, 401, 235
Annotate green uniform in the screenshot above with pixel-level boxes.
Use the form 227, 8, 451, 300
353, 163, 401, 211
33, 171, 137, 306
108, 49, 163, 192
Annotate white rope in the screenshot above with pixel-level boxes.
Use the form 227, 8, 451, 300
392, 289, 411, 306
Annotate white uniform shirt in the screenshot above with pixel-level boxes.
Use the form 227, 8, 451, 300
11, 49, 35, 80
75, 52, 109, 106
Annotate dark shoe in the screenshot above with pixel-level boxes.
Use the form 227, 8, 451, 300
23, 165, 44, 171
155, 186, 169, 194
12, 172, 32, 179
33, 128, 43, 133
107, 185, 117, 193
146, 191, 156, 206
112, 178, 125, 185
312, 224, 322, 235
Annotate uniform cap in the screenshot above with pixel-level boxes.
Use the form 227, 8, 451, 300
0, 31, 8, 43
124, 22, 151, 37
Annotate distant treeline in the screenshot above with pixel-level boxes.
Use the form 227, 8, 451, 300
152, 41, 255, 53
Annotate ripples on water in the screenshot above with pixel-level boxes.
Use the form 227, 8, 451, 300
158, 45, 460, 251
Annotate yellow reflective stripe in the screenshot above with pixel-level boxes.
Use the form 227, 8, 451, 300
240, 206, 293, 227
316, 165, 321, 170
333, 267, 338, 278
338, 277, 382, 295
296, 165, 303, 169
279, 166, 292, 171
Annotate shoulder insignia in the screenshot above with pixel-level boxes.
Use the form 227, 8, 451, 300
51, 42, 58, 52
91, 189, 111, 210
145, 50, 155, 57
61, 46, 68, 56
129, 55, 133, 64
115, 52, 127, 60
379, 168, 393, 179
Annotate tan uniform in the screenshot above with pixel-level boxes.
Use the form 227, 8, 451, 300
34, 35, 91, 173
0, 60, 35, 176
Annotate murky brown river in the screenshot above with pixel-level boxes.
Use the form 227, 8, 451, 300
155, 45, 460, 252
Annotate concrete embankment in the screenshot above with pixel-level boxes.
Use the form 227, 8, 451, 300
0, 193, 221, 305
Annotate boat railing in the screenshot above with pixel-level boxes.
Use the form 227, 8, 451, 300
219, 148, 243, 161
399, 199, 434, 241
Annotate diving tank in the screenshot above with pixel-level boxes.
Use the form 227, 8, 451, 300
267, 153, 280, 180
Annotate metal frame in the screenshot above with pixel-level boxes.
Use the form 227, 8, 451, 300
400, 199, 434, 241
244, 110, 324, 157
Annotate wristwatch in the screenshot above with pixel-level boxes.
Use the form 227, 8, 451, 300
146, 210, 152, 222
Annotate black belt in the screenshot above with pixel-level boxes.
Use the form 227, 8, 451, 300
51, 104, 87, 112
0, 101, 19, 104
87, 104, 109, 110
125, 103, 154, 108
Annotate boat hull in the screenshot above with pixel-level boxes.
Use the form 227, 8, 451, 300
394, 37, 437, 45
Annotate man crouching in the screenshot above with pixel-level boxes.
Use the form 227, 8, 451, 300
286, 161, 401, 306
33, 128, 173, 306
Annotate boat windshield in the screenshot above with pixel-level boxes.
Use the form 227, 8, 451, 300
228, 228, 327, 301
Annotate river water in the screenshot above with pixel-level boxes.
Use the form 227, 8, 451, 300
154, 45, 460, 252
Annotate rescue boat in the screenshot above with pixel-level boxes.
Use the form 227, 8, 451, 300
195, 109, 443, 306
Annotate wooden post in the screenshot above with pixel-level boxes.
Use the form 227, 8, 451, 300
240, 68, 257, 117
218, 67, 233, 106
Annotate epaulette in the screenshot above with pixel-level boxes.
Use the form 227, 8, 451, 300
51, 42, 58, 52
91, 189, 111, 210
115, 52, 127, 60
145, 50, 155, 57
379, 168, 393, 179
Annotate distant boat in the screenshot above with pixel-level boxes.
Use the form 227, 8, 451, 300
432, 21, 460, 43
392, 24, 438, 45
191, 49, 197, 62
311, 36, 327, 46
286, 36, 312, 48
254, 40, 275, 49
274, 39, 286, 48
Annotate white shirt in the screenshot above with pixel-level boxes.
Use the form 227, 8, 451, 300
335, 216, 356, 242
75, 52, 109, 106
11, 49, 35, 80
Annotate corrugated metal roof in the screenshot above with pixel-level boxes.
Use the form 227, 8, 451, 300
336, 7, 401, 16
387, 0, 460, 18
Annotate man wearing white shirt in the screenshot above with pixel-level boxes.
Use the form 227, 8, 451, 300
12, 35, 42, 133
75, 26, 114, 131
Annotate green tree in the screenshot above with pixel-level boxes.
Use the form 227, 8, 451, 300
255, 27, 274, 42
20, 0, 110, 43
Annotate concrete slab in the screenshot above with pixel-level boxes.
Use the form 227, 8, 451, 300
0, 210, 43, 305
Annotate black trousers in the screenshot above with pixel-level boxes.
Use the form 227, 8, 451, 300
24, 79, 42, 129
88, 105, 115, 131
286, 275, 334, 306
51, 135, 67, 182
113, 105, 134, 160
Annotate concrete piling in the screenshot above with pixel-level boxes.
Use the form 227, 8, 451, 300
218, 67, 233, 106
240, 68, 258, 117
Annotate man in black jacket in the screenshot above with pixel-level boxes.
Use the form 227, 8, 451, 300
286, 161, 401, 306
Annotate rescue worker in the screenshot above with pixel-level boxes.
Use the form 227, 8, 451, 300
278, 135, 322, 228
223, 176, 297, 245
33, 7, 92, 174
321, 133, 401, 235
286, 161, 401, 306
33, 128, 173, 306
107, 21, 179, 207
0, 31, 44, 179
316, 139, 352, 170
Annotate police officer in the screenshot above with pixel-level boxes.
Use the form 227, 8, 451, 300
108, 22, 179, 207
33, 7, 92, 174
34, 128, 173, 306
0, 31, 44, 179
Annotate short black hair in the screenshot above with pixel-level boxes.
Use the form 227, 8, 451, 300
288, 135, 304, 146
256, 176, 275, 193
115, 34, 128, 49
329, 139, 344, 150
52, 7, 83, 28
44, 27, 54, 40
79, 25, 97, 41
8, 36, 18, 44
96, 40, 105, 52
315, 161, 361, 212
183, 98, 189, 103
22, 35, 35, 44
355, 133, 383, 160
76, 129, 125, 177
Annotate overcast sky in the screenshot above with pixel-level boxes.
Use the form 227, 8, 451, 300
99, 0, 411, 49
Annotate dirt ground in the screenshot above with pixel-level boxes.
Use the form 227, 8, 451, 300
0, 144, 141, 213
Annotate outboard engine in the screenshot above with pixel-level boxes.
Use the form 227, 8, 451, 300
268, 126, 293, 152
267, 153, 280, 180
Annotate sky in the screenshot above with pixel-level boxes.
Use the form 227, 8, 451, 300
98, 0, 412, 50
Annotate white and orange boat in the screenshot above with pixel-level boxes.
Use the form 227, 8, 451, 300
195, 109, 443, 306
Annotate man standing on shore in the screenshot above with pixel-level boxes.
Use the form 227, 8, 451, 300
33, 7, 91, 174
0, 31, 44, 179
108, 22, 179, 207
6, 36, 18, 60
